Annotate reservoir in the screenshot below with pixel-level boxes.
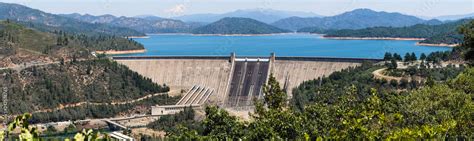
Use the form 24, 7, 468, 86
128, 34, 451, 59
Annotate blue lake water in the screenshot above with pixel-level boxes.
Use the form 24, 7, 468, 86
127, 34, 452, 59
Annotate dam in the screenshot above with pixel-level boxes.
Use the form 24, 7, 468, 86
113, 54, 381, 108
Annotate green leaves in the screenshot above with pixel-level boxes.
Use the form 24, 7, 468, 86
0, 131, 4, 141
202, 106, 245, 139
263, 74, 288, 110
450, 67, 474, 93
458, 20, 474, 65
73, 129, 101, 141
5, 113, 39, 140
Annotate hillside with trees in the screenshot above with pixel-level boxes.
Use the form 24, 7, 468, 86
324, 19, 471, 44
272, 9, 426, 31
0, 59, 177, 122
192, 17, 290, 34
0, 20, 144, 67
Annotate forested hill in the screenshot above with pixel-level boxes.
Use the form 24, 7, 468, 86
0, 2, 145, 36
0, 59, 176, 122
192, 17, 290, 34
323, 19, 472, 44
0, 21, 143, 67
272, 9, 426, 31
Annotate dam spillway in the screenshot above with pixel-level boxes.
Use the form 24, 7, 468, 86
113, 54, 381, 108
226, 58, 270, 107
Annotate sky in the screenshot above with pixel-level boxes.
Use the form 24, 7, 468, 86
0, 0, 473, 18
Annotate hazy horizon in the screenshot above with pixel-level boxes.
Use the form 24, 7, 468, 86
0, 0, 472, 18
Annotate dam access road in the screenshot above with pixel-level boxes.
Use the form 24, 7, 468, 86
113, 53, 382, 109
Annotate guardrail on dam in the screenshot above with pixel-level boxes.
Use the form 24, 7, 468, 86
113, 54, 382, 108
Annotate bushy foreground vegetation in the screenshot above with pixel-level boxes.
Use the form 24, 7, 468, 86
155, 66, 472, 140
1, 113, 108, 140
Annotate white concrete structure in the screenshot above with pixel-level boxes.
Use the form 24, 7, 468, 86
151, 104, 201, 115
114, 55, 381, 107
109, 131, 135, 141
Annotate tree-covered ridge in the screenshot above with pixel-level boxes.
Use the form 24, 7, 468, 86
323, 19, 472, 44
272, 9, 426, 31
0, 21, 144, 67
459, 20, 474, 65
0, 59, 170, 115
1, 21, 143, 51
192, 17, 290, 34
30, 95, 179, 123
0, 2, 144, 37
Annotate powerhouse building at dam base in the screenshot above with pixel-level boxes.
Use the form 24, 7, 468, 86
113, 53, 381, 114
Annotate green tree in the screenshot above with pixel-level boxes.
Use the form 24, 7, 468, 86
404, 53, 411, 62
384, 52, 393, 61
249, 75, 305, 140
410, 52, 417, 61
420, 53, 427, 60
459, 20, 474, 65
388, 59, 398, 69
262, 74, 287, 110
201, 106, 245, 139
450, 67, 474, 94
393, 53, 403, 61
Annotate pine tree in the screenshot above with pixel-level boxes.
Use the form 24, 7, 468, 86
384, 52, 393, 61
420, 53, 427, 60
263, 74, 287, 110
404, 53, 411, 62
459, 20, 474, 65
410, 52, 417, 61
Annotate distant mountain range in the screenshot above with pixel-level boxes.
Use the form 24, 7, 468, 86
192, 17, 290, 34
435, 13, 474, 21
0, 2, 144, 36
173, 9, 322, 24
272, 9, 427, 31
1, 2, 471, 36
61, 13, 202, 33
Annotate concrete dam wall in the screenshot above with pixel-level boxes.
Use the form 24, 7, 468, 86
114, 55, 381, 108
114, 57, 231, 104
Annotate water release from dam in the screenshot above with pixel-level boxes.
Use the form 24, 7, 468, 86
128, 34, 451, 59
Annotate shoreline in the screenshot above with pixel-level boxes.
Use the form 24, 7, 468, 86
94, 49, 146, 55
125, 36, 150, 39
146, 32, 297, 36
415, 42, 458, 47
322, 36, 426, 41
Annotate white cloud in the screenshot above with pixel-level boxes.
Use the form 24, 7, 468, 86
165, 4, 186, 15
